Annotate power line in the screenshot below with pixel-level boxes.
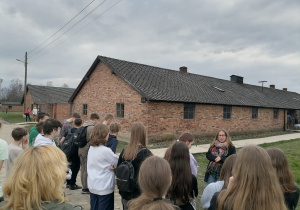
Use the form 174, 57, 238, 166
29, 0, 108, 60
29, 0, 122, 63
28, 0, 96, 55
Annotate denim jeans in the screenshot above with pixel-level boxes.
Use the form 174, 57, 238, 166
206, 174, 218, 186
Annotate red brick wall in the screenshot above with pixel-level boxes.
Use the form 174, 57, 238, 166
25, 91, 72, 121
1, 104, 23, 112
71, 62, 285, 138
146, 102, 284, 136
72, 62, 147, 136
39, 104, 53, 117
25, 92, 34, 111
53, 103, 72, 122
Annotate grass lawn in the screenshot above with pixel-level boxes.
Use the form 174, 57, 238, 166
195, 139, 300, 210
0, 112, 25, 123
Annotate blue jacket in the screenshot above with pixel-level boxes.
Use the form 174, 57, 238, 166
106, 134, 118, 153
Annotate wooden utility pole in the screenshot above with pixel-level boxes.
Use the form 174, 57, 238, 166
17, 52, 28, 113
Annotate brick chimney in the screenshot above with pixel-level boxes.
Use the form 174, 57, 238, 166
270, 84, 275, 89
283, 88, 287, 91
179, 66, 187, 73
230, 75, 244, 84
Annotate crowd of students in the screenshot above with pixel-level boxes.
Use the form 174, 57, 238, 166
0, 112, 299, 210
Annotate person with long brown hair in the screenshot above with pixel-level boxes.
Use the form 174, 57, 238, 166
200, 154, 236, 209
266, 148, 299, 210
164, 133, 198, 176
204, 129, 236, 185
128, 156, 179, 210
87, 124, 118, 210
0, 145, 81, 209
117, 122, 152, 210
208, 145, 287, 210
166, 141, 198, 210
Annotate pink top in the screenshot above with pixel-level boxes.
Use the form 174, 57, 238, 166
25, 109, 30, 114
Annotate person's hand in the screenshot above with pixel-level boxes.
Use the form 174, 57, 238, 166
22, 138, 29, 149
215, 156, 221, 162
59, 137, 65, 145
109, 165, 116, 173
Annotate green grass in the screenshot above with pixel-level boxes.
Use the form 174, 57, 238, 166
260, 139, 300, 185
195, 139, 300, 210
116, 140, 128, 154
0, 112, 25, 123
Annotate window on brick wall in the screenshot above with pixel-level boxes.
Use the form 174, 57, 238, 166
83, 104, 88, 116
184, 103, 195, 120
116, 103, 124, 118
223, 105, 232, 120
252, 107, 258, 119
8, 106, 12, 109
273, 109, 279, 119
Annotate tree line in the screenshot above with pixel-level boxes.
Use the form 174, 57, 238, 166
0, 79, 69, 102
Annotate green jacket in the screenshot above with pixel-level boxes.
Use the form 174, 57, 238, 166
0, 200, 82, 210
29, 126, 38, 146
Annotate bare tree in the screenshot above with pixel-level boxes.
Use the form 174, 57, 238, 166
46, 81, 53, 87
1, 79, 23, 102
62, 83, 69, 88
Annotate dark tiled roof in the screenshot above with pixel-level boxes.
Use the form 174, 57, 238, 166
0, 102, 22, 105
27, 85, 75, 104
70, 56, 300, 110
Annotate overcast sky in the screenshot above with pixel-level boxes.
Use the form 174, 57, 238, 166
1, 0, 299, 93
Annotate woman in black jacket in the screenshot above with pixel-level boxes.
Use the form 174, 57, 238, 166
204, 129, 236, 186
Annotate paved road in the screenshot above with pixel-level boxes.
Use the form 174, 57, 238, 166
1, 122, 300, 209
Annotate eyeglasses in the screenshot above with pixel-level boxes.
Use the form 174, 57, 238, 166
218, 135, 226, 137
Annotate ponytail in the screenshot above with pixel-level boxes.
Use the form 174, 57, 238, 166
128, 194, 176, 210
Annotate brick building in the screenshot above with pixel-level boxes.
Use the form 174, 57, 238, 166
69, 55, 300, 139
23, 85, 75, 122
0, 102, 23, 112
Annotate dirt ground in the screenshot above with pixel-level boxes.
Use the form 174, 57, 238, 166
0, 122, 122, 209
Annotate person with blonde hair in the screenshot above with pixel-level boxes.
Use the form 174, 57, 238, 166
117, 122, 152, 210
204, 129, 236, 185
129, 156, 178, 210
87, 124, 118, 210
266, 148, 299, 210
32, 105, 38, 122
208, 145, 287, 210
0, 145, 81, 209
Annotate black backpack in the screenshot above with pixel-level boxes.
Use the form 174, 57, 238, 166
116, 148, 145, 192
73, 125, 90, 148
61, 133, 78, 160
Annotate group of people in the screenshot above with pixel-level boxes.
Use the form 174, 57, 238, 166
0, 111, 299, 210
24, 106, 38, 122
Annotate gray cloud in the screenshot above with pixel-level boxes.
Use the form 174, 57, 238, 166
0, 0, 299, 93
